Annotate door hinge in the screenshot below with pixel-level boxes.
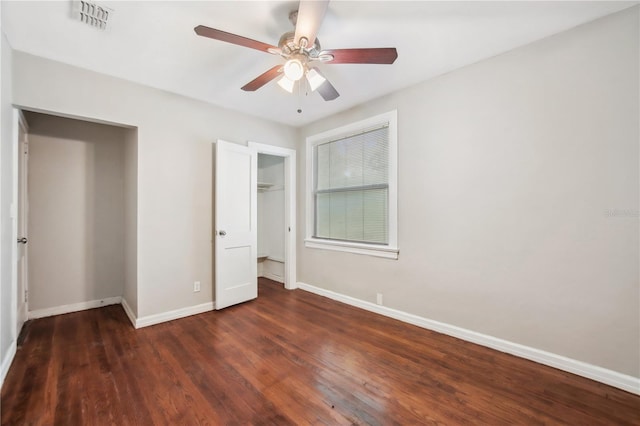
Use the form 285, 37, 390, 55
24, 289, 28, 303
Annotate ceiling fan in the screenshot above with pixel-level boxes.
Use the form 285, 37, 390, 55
194, 0, 398, 101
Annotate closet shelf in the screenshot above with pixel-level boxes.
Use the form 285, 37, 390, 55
257, 182, 284, 192
257, 182, 274, 190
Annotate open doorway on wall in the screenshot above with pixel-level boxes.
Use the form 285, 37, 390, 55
257, 153, 285, 284
12, 109, 138, 331
249, 142, 296, 290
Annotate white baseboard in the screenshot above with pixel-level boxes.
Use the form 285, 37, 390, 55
0, 341, 17, 389
28, 296, 122, 320
27, 296, 214, 329
120, 297, 137, 328
297, 281, 640, 395
134, 302, 214, 329
260, 271, 284, 284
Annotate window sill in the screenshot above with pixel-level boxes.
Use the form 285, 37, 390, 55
304, 238, 399, 259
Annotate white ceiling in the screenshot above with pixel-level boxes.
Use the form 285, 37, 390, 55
2, 1, 636, 127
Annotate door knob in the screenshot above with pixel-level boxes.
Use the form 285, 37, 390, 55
218, 230, 227, 236
17, 237, 27, 244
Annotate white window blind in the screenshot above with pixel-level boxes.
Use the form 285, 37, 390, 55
313, 124, 389, 244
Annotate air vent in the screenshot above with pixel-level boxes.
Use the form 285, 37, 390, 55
72, 0, 113, 30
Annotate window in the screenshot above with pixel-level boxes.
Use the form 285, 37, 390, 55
305, 110, 398, 259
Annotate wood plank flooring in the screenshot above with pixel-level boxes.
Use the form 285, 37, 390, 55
2, 278, 639, 425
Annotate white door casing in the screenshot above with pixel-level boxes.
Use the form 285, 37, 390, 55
16, 113, 28, 332
214, 140, 257, 309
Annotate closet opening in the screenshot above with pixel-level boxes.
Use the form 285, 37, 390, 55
15, 110, 138, 325
249, 142, 296, 290
257, 153, 285, 285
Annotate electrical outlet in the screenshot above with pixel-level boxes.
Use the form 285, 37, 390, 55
376, 293, 383, 305
194, 281, 201, 292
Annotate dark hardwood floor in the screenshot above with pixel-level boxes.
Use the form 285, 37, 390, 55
2, 278, 639, 425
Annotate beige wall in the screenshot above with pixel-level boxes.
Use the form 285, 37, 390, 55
12, 52, 298, 318
26, 113, 128, 310
0, 29, 14, 369
298, 7, 639, 377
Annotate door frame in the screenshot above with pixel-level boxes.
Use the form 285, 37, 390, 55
16, 111, 29, 332
248, 141, 297, 290
10, 108, 27, 343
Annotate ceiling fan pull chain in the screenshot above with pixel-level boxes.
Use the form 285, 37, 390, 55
297, 78, 304, 114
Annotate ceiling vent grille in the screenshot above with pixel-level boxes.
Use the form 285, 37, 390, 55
72, 1, 113, 30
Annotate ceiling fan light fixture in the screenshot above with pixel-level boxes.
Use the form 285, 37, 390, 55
277, 76, 295, 93
194, 3, 398, 103
283, 58, 304, 81
306, 68, 326, 91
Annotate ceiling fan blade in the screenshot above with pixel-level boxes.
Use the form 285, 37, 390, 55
311, 67, 339, 101
321, 48, 398, 64
194, 25, 279, 54
294, 0, 329, 47
241, 66, 283, 91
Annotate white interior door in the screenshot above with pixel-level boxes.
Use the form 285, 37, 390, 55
215, 140, 257, 309
16, 115, 29, 332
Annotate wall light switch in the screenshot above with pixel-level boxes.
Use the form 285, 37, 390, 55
194, 281, 201, 292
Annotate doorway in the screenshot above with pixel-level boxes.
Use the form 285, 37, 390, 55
16, 112, 28, 335
12, 110, 138, 325
249, 142, 296, 290
257, 153, 285, 284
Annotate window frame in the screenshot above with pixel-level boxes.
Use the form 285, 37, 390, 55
305, 110, 398, 259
